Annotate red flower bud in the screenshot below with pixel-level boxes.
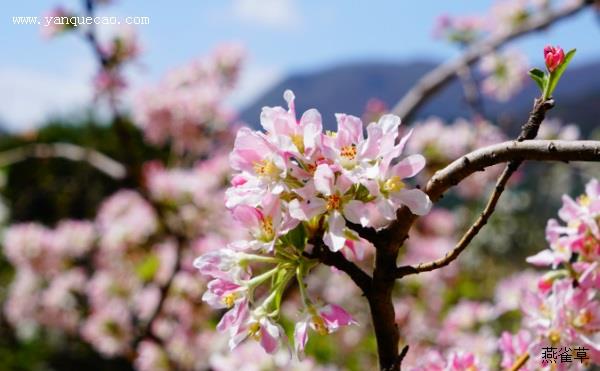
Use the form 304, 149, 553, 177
544, 45, 565, 73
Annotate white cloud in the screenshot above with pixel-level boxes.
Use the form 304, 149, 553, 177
232, 0, 301, 29
0, 65, 93, 132
227, 64, 283, 110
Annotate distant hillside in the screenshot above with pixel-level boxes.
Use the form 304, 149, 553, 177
240, 59, 600, 136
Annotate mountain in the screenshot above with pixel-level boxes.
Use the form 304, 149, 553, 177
240, 59, 600, 136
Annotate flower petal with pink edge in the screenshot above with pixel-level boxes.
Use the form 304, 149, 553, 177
390, 154, 426, 179
525, 249, 556, 267
314, 164, 335, 196
319, 304, 356, 330
323, 211, 347, 252
288, 198, 326, 221
394, 189, 431, 216
294, 320, 309, 355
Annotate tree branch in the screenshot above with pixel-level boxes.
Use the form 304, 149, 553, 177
396, 97, 554, 277
305, 239, 372, 295
395, 139, 600, 276
0, 142, 126, 179
391, 0, 593, 121
508, 353, 530, 371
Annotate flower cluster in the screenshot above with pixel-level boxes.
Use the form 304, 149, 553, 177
195, 90, 432, 355
479, 49, 529, 102
433, 14, 486, 46
93, 26, 140, 98
41, 2, 139, 99
2, 159, 243, 369
134, 44, 244, 153
491, 0, 550, 34
494, 179, 600, 369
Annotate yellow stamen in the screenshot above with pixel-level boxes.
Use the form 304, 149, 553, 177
326, 194, 341, 211
579, 195, 591, 207
548, 329, 561, 345
261, 216, 275, 241
253, 159, 279, 178
340, 145, 357, 161
383, 176, 405, 193
311, 315, 328, 336
223, 293, 237, 308
248, 322, 261, 340
574, 309, 593, 327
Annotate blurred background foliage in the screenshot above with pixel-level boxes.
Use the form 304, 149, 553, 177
0, 115, 599, 370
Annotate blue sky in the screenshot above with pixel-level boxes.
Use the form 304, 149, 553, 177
2, 0, 599, 131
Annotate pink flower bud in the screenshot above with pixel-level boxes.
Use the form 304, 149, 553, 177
544, 45, 565, 73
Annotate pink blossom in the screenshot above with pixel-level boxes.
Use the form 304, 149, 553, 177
544, 45, 566, 73
294, 304, 356, 355
39, 269, 87, 333
521, 279, 600, 363
96, 190, 158, 252
135, 340, 170, 371
498, 330, 533, 370
81, 303, 133, 356
133, 44, 243, 153
479, 49, 529, 102
230, 315, 284, 354
40, 7, 72, 39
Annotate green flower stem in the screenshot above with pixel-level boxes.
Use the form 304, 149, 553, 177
245, 266, 280, 288
239, 253, 280, 265
296, 264, 312, 307
258, 270, 295, 316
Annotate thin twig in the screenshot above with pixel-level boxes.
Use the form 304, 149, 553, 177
391, 0, 592, 121
508, 352, 530, 371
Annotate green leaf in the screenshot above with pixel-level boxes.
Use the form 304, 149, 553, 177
544, 48, 576, 99
284, 223, 307, 251
135, 253, 160, 282
528, 68, 546, 93
272, 270, 289, 312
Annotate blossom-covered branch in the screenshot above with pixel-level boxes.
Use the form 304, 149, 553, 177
0, 142, 126, 179
391, 0, 593, 121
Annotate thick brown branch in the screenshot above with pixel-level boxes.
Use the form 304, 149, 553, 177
0, 142, 126, 179
391, 0, 592, 121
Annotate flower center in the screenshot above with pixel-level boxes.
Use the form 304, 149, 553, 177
548, 329, 561, 345
579, 194, 591, 207
248, 322, 261, 340
383, 176, 405, 193
340, 145, 357, 160
311, 315, 328, 336
260, 216, 275, 241
223, 293, 237, 308
574, 309, 593, 327
326, 194, 341, 211
253, 159, 279, 178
